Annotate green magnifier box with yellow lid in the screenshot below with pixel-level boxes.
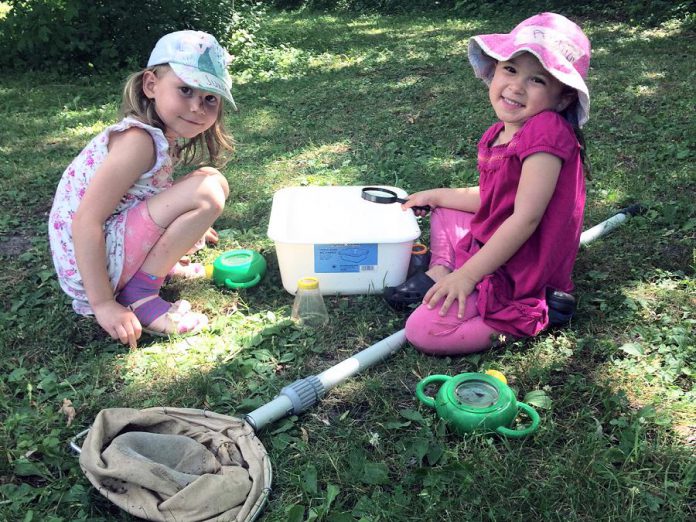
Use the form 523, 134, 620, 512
416, 370, 540, 438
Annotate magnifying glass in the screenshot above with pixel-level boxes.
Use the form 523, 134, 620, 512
361, 187, 431, 212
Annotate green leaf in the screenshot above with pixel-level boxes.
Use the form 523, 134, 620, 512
382, 420, 410, 430
399, 408, 426, 423
286, 504, 305, 522
301, 464, 317, 494
522, 390, 553, 410
14, 459, 47, 478
8, 367, 28, 383
323, 483, 340, 512
406, 438, 429, 463
619, 342, 644, 356
426, 442, 444, 466
361, 462, 389, 485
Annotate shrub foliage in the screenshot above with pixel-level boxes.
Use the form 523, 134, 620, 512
0, 0, 265, 72
0, 0, 692, 72
270, 0, 693, 26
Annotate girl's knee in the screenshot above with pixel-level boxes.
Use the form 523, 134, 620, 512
405, 305, 498, 356
186, 171, 228, 215
405, 305, 440, 350
189, 167, 230, 200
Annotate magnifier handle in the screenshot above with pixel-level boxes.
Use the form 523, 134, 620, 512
224, 273, 261, 289
495, 402, 540, 438
415, 374, 449, 408
396, 197, 430, 213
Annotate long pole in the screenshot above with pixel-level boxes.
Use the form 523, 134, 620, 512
245, 329, 407, 431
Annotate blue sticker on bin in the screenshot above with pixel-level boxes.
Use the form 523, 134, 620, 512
314, 244, 378, 273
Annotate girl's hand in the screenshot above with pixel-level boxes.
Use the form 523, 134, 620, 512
93, 300, 142, 349
204, 227, 219, 245
185, 227, 218, 255
402, 189, 438, 217
423, 268, 478, 319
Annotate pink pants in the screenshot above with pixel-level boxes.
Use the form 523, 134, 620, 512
405, 208, 503, 355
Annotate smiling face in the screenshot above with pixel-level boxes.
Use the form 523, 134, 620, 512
488, 52, 573, 136
142, 67, 221, 140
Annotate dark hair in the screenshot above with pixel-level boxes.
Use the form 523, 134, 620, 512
560, 96, 591, 180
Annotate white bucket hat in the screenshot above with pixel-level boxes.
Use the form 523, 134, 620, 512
148, 30, 237, 110
468, 12, 591, 127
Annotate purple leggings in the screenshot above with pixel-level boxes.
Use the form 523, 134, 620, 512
405, 208, 503, 355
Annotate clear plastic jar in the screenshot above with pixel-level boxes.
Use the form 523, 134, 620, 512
291, 277, 329, 327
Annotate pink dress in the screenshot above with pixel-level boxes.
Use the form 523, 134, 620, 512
48, 118, 173, 315
463, 110, 586, 337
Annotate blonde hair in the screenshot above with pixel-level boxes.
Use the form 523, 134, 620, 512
120, 65, 235, 167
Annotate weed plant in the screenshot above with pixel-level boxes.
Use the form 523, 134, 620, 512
0, 8, 694, 522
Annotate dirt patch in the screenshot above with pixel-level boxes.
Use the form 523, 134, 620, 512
0, 235, 30, 257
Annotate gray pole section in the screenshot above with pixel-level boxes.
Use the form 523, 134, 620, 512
245, 329, 407, 431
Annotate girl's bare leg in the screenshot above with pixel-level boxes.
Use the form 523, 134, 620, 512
117, 168, 229, 334
142, 167, 229, 276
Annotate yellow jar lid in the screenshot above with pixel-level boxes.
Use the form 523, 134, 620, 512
485, 369, 507, 384
297, 277, 319, 290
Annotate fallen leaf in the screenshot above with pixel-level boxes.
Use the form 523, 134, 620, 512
60, 398, 76, 426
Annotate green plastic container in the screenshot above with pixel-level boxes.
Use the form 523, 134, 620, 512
416, 372, 540, 438
207, 249, 266, 289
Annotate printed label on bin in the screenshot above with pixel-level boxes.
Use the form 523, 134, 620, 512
314, 244, 378, 273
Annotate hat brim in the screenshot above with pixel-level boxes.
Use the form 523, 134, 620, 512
170, 62, 238, 111
468, 35, 589, 127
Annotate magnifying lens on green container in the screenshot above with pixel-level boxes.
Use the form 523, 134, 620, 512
205, 249, 267, 289
416, 370, 540, 437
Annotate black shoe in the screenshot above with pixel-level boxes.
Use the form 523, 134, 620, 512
384, 271, 435, 311
546, 288, 576, 326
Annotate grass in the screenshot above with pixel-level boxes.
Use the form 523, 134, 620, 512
0, 8, 694, 522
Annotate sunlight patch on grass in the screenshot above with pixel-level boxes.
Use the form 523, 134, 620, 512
629, 84, 659, 97
308, 52, 363, 71
265, 141, 356, 189
119, 312, 285, 390
395, 75, 423, 88
356, 27, 388, 36
588, 277, 695, 431
241, 108, 281, 134
641, 21, 692, 38
63, 121, 110, 138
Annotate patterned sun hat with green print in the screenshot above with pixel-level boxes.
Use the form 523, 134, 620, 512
147, 30, 237, 110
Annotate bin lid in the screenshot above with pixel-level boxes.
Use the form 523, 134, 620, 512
267, 186, 421, 244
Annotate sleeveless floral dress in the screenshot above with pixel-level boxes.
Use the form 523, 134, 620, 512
48, 118, 173, 315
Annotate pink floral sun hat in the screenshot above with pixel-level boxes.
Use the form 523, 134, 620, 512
468, 12, 591, 127
148, 30, 237, 111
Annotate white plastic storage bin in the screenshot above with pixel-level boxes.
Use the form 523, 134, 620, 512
268, 186, 421, 295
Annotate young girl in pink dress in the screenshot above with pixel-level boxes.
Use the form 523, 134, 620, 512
384, 13, 592, 355
49, 30, 236, 348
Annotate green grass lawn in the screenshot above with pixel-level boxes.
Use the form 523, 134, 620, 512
0, 8, 694, 522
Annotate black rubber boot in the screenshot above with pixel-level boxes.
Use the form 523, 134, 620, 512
546, 288, 577, 326
383, 271, 436, 311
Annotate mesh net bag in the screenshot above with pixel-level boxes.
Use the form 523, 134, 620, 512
79, 407, 272, 521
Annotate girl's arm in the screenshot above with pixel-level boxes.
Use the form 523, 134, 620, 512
71, 128, 156, 347
402, 186, 481, 214
423, 152, 562, 318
